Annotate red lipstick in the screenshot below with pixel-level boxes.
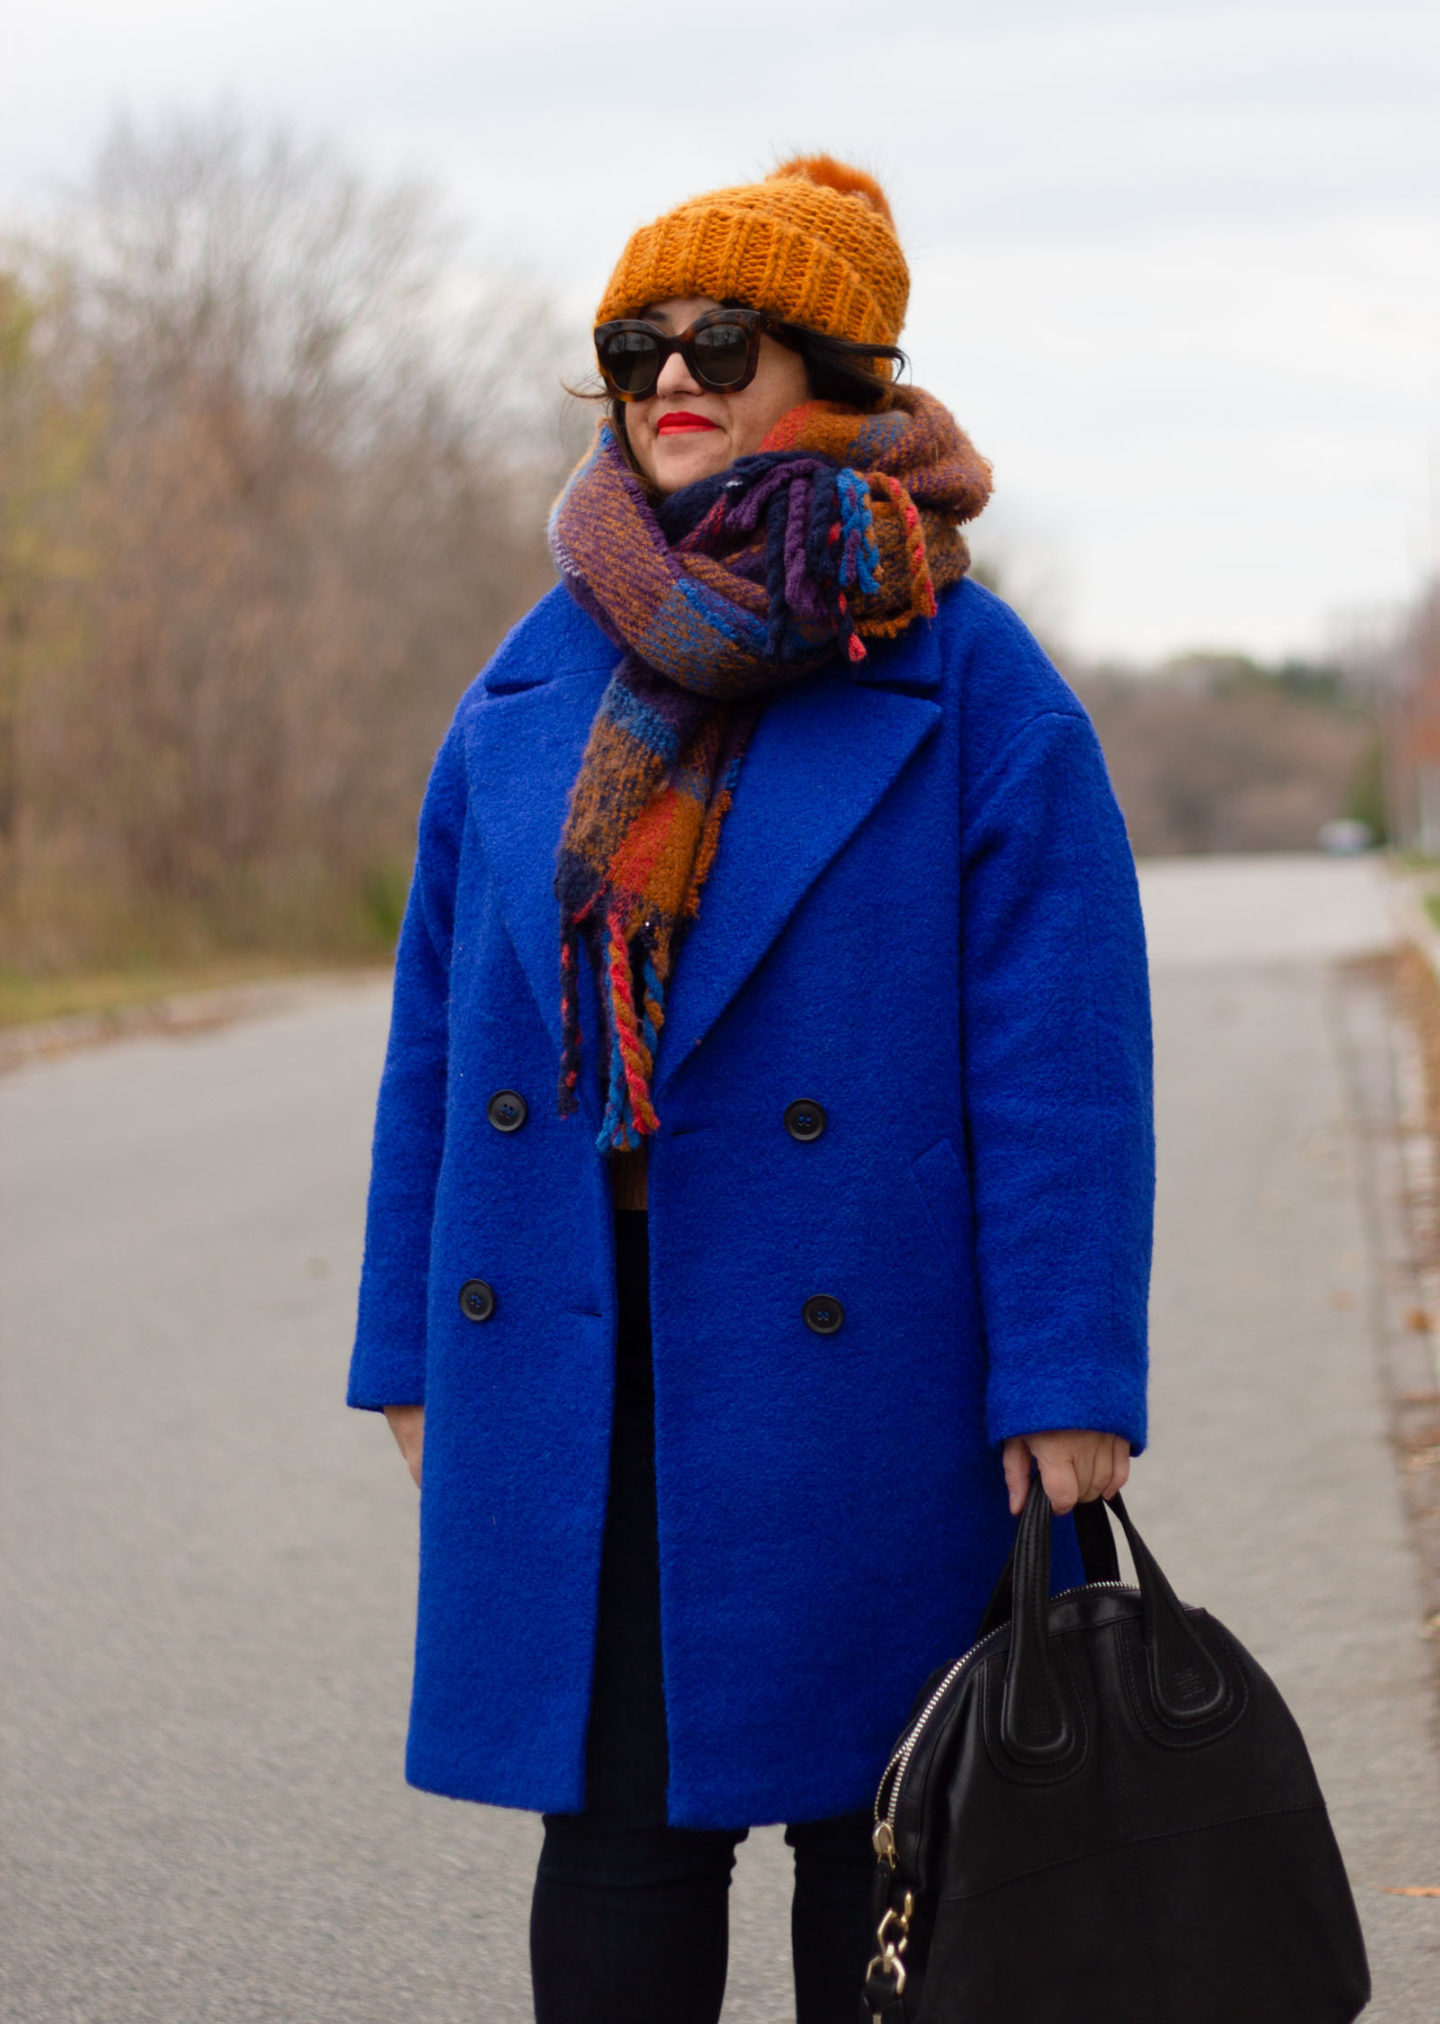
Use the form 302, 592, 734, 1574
656, 411, 720, 435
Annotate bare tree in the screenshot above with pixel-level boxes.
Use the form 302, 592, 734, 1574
2, 111, 579, 970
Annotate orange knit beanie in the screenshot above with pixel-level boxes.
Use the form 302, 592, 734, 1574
595, 155, 909, 351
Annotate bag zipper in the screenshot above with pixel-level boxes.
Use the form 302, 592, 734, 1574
871, 1580, 1138, 1861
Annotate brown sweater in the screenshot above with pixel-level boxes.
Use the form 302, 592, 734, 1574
609, 1144, 649, 1211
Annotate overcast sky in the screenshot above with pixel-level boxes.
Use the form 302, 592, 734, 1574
4, 0, 1438, 662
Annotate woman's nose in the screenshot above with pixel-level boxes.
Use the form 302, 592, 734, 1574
654, 347, 702, 398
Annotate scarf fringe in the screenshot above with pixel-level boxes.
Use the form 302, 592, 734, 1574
558, 921, 584, 1118
560, 905, 670, 1151
604, 907, 660, 1145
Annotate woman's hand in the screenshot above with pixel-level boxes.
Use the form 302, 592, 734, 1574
1002, 1429, 1130, 1517
383, 1404, 425, 1489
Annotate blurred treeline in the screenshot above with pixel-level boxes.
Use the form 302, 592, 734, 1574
1070, 652, 1384, 857
1373, 579, 1440, 854
0, 116, 575, 976
0, 114, 1399, 986
971, 557, 1386, 857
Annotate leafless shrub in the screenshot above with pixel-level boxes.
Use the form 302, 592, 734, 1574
1, 112, 580, 971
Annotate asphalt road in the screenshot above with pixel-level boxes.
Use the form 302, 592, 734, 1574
2, 853, 1438, 2022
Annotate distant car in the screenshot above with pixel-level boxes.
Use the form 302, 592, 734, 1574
1316, 818, 1376, 855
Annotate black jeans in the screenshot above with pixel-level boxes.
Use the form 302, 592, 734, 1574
529, 1212, 876, 2024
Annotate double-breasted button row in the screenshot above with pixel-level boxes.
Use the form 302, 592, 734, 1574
464, 1114, 514, 1306
461, 1274, 841, 1335
490, 1088, 825, 1140
474, 1088, 834, 1333
789, 1093, 837, 1335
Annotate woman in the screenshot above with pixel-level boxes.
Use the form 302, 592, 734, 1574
349, 156, 1152, 2023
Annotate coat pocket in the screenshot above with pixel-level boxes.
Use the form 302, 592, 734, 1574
909, 1134, 973, 1275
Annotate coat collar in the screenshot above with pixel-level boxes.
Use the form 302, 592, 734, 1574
464, 593, 943, 1118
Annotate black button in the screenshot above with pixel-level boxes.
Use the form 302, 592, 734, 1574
784, 1099, 827, 1142
803, 1294, 844, 1335
487, 1089, 527, 1133
459, 1279, 495, 1322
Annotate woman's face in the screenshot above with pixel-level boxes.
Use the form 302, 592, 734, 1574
619, 296, 812, 495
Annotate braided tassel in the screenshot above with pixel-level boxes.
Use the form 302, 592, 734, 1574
557, 897, 597, 1119
872, 472, 938, 620
598, 909, 659, 1150
837, 468, 881, 594
599, 993, 634, 1150
639, 941, 667, 1073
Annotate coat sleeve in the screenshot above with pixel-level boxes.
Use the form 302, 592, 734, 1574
346, 713, 468, 1411
958, 705, 1154, 1452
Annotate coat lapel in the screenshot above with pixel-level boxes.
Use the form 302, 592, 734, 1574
464, 661, 613, 1130
463, 608, 945, 1115
654, 671, 941, 1093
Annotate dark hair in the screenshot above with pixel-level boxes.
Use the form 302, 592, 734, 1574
767, 317, 909, 407
572, 307, 909, 451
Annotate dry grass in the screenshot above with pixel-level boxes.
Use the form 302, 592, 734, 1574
0, 951, 379, 1029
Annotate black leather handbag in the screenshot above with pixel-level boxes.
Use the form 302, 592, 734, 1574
861, 1480, 1371, 2023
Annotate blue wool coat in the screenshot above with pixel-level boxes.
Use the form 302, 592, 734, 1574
348, 576, 1154, 1830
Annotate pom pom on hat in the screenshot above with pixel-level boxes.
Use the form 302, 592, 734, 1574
595, 153, 909, 352
768, 154, 896, 227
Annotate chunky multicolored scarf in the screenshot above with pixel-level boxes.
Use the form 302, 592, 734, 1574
549, 385, 992, 1151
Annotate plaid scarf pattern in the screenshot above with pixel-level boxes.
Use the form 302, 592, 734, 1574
549, 386, 992, 1150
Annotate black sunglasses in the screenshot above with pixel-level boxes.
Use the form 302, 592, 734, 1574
593, 307, 797, 401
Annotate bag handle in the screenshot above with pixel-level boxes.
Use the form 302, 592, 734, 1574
975, 1484, 1118, 1642
986, 1478, 1237, 1765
